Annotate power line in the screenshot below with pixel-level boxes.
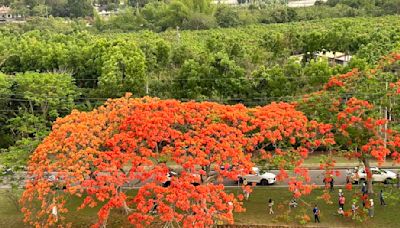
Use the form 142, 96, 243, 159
1, 76, 396, 82
0, 92, 394, 103
0, 91, 398, 114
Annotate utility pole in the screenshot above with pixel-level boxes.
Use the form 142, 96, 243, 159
384, 81, 388, 149
176, 26, 181, 43
145, 77, 149, 95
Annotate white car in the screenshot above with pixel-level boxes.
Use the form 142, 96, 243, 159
162, 171, 178, 187
238, 167, 276, 185
351, 167, 397, 184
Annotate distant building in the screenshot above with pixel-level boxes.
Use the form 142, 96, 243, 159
212, 0, 239, 5
314, 51, 352, 66
0, 6, 22, 22
289, 51, 352, 66
93, 4, 121, 20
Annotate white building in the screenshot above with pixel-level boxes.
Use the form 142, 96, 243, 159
213, 0, 239, 5
0, 6, 22, 22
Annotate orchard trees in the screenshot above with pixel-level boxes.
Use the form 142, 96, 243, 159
0, 73, 12, 111
0, 73, 13, 148
1, 72, 79, 171
174, 52, 247, 100
21, 94, 333, 227
98, 39, 147, 97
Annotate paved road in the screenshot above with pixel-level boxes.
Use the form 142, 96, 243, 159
2, 168, 399, 189
288, 0, 327, 7
222, 168, 400, 187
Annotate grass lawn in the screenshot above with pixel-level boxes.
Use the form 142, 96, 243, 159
233, 186, 400, 227
1, 186, 400, 227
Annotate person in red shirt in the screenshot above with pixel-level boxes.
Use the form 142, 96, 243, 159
339, 195, 345, 210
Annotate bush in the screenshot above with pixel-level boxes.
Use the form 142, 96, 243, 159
215, 6, 241, 28
182, 13, 217, 30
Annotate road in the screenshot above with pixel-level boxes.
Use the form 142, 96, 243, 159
223, 168, 400, 187
288, 0, 327, 8
2, 168, 399, 189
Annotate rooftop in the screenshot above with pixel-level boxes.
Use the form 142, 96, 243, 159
0, 6, 11, 14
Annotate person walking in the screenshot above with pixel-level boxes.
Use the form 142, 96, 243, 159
380, 189, 386, 206
368, 199, 374, 217
313, 204, 321, 223
268, 198, 274, 214
339, 195, 345, 210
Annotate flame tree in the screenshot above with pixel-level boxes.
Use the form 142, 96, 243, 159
20, 94, 333, 227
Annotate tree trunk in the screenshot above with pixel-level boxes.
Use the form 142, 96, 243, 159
362, 157, 374, 194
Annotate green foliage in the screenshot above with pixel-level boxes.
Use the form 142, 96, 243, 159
14, 72, 79, 118
0, 73, 12, 109
251, 65, 292, 99
215, 6, 241, 28
303, 59, 333, 89
98, 39, 147, 97
174, 52, 246, 100
0, 15, 399, 171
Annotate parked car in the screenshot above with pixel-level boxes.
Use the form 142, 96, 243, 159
351, 167, 397, 184
238, 167, 276, 186
162, 171, 178, 187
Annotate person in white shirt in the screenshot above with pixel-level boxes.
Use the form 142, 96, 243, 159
52, 198, 58, 222
346, 169, 352, 183
268, 198, 274, 214
368, 199, 374, 217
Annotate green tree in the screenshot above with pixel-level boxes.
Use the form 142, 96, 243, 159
302, 59, 333, 90
215, 6, 241, 28
14, 72, 79, 119
250, 65, 293, 100
1, 72, 78, 172
98, 39, 147, 97
0, 73, 13, 148
0, 73, 12, 111
159, 1, 190, 30
67, 0, 93, 18
174, 52, 247, 100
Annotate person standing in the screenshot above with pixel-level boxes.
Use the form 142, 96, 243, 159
346, 169, 352, 184
289, 198, 298, 209
268, 198, 274, 214
351, 201, 359, 219
361, 182, 367, 194
338, 189, 343, 197
362, 192, 368, 208
243, 180, 250, 200
313, 204, 321, 223
368, 199, 374, 217
380, 189, 386, 206
397, 171, 400, 189
51, 198, 58, 223
330, 176, 334, 192
228, 201, 234, 213
339, 195, 345, 210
